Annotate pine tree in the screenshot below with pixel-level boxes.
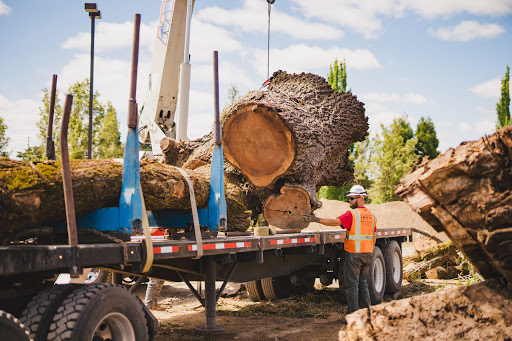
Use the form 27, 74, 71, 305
496, 65, 510, 129
369, 115, 418, 203
0, 116, 10, 157
415, 116, 440, 159
227, 85, 240, 104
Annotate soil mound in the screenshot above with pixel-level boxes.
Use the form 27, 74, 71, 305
339, 279, 512, 340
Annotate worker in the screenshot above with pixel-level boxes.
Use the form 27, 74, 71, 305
303, 185, 377, 313
144, 278, 165, 310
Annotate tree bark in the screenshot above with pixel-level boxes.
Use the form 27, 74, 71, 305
161, 71, 369, 229
395, 125, 512, 283
0, 158, 251, 241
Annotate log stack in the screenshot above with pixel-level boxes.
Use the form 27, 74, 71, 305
1, 71, 369, 240
396, 125, 512, 283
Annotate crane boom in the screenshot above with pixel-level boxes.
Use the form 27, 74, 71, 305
139, 0, 194, 156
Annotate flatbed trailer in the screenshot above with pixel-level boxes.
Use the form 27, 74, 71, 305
0, 227, 411, 340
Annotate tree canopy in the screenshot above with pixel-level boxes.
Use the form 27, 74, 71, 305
415, 116, 440, 159
0, 117, 10, 157
496, 65, 510, 129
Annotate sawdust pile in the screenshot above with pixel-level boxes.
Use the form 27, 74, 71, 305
339, 279, 512, 340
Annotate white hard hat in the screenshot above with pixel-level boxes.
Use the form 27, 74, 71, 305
347, 185, 367, 197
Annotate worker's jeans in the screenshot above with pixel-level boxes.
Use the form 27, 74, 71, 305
144, 278, 164, 308
344, 252, 372, 314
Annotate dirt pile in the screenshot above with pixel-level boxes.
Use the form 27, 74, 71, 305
339, 279, 512, 340
305, 199, 449, 242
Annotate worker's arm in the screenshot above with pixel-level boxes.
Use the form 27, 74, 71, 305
303, 214, 342, 227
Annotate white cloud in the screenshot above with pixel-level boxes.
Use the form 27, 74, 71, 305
61, 20, 155, 53
292, 0, 512, 39
436, 119, 496, 151
361, 92, 432, 104
250, 44, 381, 76
469, 77, 501, 98
0, 94, 40, 157
0, 1, 11, 16
196, 0, 343, 40
189, 19, 244, 62
429, 21, 505, 41
404, 0, 512, 18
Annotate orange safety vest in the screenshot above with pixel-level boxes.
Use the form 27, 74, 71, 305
344, 207, 376, 253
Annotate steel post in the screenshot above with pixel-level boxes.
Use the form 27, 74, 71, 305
199, 256, 223, 331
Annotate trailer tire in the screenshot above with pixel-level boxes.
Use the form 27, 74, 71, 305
382, 240, 403, 294
19, 284, 78, 341
84, 268, 111, 284
261, 276, 294, 301
368, 246, 386, 305
0, 310, 31, 341
246, 280, 266, 302
47, 284, 149, 341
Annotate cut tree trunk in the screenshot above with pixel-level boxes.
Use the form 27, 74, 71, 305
0, 158, 251, 241
425, 266, 459, 280
395, 125, 512, 283
161, 71, 369, 229
403, 254, 456, 280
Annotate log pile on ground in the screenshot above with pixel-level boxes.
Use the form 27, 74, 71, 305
396, 125, 512, 284
403, 241, 469, 280
339, 279, 512, 340
0, 71, 368, 240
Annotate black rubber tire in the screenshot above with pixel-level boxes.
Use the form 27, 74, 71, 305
261, 275, 295, 301
0, 310, 31, 341
382, 240, 403, 294
302, 276, 315, 292
19, 284, 78, 341
368, 246, 386, 305
47, 284, 149, 341
84, 268, 111, 284
246, 280, 266, 302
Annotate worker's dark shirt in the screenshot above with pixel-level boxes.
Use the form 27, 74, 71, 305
337, 207, 377, 232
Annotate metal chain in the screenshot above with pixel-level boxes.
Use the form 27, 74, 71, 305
79, 227, 128, 269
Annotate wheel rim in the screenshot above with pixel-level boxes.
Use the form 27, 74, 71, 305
85, 268, 101, 284
392, 251, 401, 283
91, 312, 135, 341
374, 258, 385, 293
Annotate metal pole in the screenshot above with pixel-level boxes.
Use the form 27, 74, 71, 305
200, 257, 223, 331
46, 74, 57, 160
88, 16, 95, 159
213, 51, 221, 145
128, 14, 141, 129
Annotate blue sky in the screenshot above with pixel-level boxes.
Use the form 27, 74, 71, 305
0, 0, 511, 158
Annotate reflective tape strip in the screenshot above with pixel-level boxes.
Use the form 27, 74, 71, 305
345, 235, 373, 241
352, 209, 361, 252
188, 242, 251, 251
270, 237, 315, 246
154, 246, 179, 254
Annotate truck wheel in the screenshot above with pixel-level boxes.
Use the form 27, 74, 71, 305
0, 310, 31, 341
261, 276, 294, 301
246, 280, 266, 302
47, 284, 149, 341
19, 284, 78, 341
302, 276, 315, 292
84, 268, 111, 284
368, 246, 386, 305
382, 240, 403, 294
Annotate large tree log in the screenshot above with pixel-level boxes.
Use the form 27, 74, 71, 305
0, 158, 251, 241
395, 125, 512, 283
161, 71, 369, 229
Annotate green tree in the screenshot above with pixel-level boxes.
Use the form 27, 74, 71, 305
496, 65, 510, 129
227, 84, 240, 103
95, 102, 124, 158
318, 59, 354, 201
415, 116, 439, 159
369, 115, 418, 203
0, 116, 10, 157
327, 59, 347, 92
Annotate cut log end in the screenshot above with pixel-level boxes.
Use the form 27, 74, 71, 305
223, 103, 295, 187
263, 186, 311, 230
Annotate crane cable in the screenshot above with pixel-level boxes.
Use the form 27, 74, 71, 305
266, 0, 275, 85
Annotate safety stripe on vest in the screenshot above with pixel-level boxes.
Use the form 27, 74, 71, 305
353, 209, 361, 252
346, 235, 373, 240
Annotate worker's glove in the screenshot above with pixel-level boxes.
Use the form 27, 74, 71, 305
303, 213, 320, 223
